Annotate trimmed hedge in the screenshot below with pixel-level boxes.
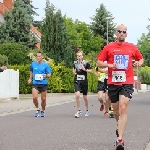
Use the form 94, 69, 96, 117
138, 66, 150, 84
10, 63, 98, 94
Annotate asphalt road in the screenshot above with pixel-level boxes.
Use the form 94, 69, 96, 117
0, 92, 150, 150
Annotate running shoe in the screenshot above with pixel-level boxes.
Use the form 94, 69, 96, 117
100, 104, 104, 111
41, 111, 45, 117
75, 110, 82, 118
116, 139, 124, 150
34, 110, 40, 117
85, 110, 89, 117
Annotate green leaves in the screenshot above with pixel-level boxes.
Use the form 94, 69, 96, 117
90, 4, 116, 45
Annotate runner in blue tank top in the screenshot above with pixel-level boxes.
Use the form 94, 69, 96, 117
28, 51, 52, 117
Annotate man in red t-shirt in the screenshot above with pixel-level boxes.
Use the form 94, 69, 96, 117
97, 24, 144, 149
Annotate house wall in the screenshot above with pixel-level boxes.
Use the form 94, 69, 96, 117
0, 13, 4, 23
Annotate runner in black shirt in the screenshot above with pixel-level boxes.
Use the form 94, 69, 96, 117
73, 51, 92, 118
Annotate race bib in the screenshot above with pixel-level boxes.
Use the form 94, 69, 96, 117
112, 71, 126, 82
77, 75, 85, 80
114, 54, 129, 70
35, 74, 43, 80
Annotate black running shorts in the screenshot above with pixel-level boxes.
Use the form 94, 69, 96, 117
32, 84, 48, 93
108, 84, 134, 103
97, 81, 105, 92
104, 78, 108, 90
74, 80, 88, 95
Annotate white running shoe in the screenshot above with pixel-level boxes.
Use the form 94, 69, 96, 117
75, 110, 82, 118
85, 110, 89, 117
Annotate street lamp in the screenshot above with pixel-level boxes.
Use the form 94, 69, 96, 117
106, 17, 115, 44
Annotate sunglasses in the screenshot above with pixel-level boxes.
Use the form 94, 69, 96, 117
117, 30, 127, 34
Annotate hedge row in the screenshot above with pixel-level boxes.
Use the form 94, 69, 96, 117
10, 63, 98, 94
138, 66, 150, 84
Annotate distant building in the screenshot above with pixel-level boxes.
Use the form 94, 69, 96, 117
0, 0, 41, 49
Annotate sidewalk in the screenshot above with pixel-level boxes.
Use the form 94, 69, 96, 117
0, 89, 149, 116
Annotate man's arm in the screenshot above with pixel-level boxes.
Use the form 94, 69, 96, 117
0, 66, 7, 72
133, 46, 144, 67
86, 68, 93, 74
97, 60, 108, 68
44, 65, 52, 78
97, 60, 116, 69
29, 71, 33, 80
28, 71, 33, 84
133, 58, 144, 67
73, 68, 77, 75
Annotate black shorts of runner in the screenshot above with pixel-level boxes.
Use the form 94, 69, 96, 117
32, 84, 48, 93
108, 84, 134, 103
104, 78, 108, 90
97, 81, 105, 92
74, 80, 88, 95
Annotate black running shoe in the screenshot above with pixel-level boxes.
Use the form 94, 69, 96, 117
116, 139, 124, 150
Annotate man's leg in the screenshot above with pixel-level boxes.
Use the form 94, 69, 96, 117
75, 91, 81, 110
118, 95, 129, 140
32, 87, 39, 109
104, 91, 109, 112
98, 91, 104, 111
104, 79, 109, 114
108, 84, 119, 136
83, 81, 89, 117
32, 86, 40, 117
74, 81, 82, 118
111, 102, 119, 122
83, 94, 88, 111
41, 91, 47, 111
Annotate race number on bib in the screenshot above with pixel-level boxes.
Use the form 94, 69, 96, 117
112, 71, 126, 82
114, 54, 129, 69
77, 75, 85, 80
35, 74, 43, 80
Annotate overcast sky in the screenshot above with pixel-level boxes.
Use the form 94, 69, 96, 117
31, 0, 150, 44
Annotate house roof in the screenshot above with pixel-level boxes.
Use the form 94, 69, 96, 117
0, 2, 8, 15
0, 1, 41, 49
31, 25, 41, 49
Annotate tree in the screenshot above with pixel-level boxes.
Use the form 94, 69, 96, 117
64, 17, 104, 55
23, 0, 39, 22
137, 25, 150, 66
90, 3, 116, 45
41, 0, 73, 67
0, 0, 38, 48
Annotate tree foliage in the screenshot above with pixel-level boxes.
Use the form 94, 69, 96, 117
41, 0, 73, 67
137, 25, 150, 66
64, 17, 104, 55
23, 0, 39, 22
90, 3, 116, 45
0, 0, 38, 48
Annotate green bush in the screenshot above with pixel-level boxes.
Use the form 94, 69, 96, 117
139, 66, 150, 84
10, 64, 32, 94
0, 43, 32, 65
0, 54, 8, 66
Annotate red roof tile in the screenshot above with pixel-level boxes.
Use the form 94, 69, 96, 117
0, 2, 8, 15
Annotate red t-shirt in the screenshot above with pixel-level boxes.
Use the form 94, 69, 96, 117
97, 42, 143, 85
